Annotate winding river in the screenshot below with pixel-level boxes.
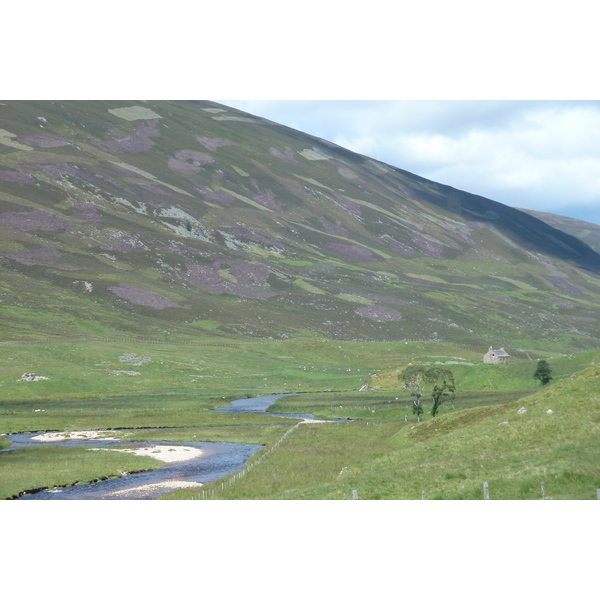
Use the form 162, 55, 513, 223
3, 393, 306, 500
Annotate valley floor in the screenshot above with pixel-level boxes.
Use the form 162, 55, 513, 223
1, 338, 599, 500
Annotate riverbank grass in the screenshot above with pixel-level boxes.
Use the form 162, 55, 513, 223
0, 445, 163, 499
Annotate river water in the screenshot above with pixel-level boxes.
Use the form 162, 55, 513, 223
212, 393, 313, 420
3, 393, 306, 500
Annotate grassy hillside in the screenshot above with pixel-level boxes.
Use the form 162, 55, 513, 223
173, 357, 600, 500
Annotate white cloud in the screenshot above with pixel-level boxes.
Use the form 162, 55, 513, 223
219, 100, 600, 224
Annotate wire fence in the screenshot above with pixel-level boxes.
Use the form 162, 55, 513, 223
1, 337, 241, 348
351, 483, 600, 501
191, 421, 302, 500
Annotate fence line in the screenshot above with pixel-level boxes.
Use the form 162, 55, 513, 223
346, 480, 600, 500
3, 337, 583, 359
192, 421, 302, 500
2, 337, 241, 348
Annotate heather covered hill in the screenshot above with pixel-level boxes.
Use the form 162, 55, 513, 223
1, 100, 599, 353
518, 208, 600, 253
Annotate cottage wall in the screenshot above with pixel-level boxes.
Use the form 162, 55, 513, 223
483, 346, 510, 364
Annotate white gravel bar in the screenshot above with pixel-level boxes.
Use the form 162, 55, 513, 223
31, 430, 120, 442
91, 445, 203, 463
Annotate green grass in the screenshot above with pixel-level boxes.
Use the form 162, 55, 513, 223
1, 336, 599, 500
366, 349, 600, 393
0, 445, 163, 499
117, 425, 286, 446
168, 360, 600, 500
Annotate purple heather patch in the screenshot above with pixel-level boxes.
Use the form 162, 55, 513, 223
21, 163, 105, 188
166, 242, 207, 257
24, 162, 139, 201
133, 193, 165, 208
92, 119, 160, 153
398, 219, 423, 232
69, 201, 102, 223
0, 170, 35, 184
222, 227, 281, 247
269, 146, 299, 164
101, 234, 147, 253
442, 222, 474, 244
252, 189, 282, 212
108, 283, 189, 309
319, 218, 349, 237
332, 192, 362, 217
354, 306, 403, 322
184, 260, 275, 300
4, 245, 76, 270
405, 276, 439, 286
409, 233, 445, 258
326, 243, 378, 262
229, 260, 271, 285
99, 173, 129, 190
136, 183, 183, 202
196, 185, 236, 207
195, 137, 237, 151
16, 133, 70, 148
0, 209, 69, 231
393, 180, 420, 200
383, 236, 418, 257
168, 150, 214, 174
546, 276, 583, 298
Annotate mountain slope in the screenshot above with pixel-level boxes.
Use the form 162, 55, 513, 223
1, 100, 599, 352
518, 208, 600, 253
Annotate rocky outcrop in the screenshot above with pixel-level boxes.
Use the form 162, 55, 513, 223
19, 373, 48, 381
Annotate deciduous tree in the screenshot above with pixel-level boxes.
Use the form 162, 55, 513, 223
400, 365, 456, 419
400, 365, 425, 421
428, 367, 456, 417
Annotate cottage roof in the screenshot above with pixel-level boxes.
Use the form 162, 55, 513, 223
494, 348, 509, 356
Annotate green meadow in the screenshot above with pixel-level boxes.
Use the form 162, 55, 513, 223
169, 359, 600, 500
2, 336, 598, 500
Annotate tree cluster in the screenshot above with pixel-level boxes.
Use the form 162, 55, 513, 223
400, 365, 455, 421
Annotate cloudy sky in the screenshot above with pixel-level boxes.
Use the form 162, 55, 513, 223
218, 101, 600, 226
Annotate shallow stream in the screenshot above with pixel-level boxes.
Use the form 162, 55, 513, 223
3, 393, 306, 500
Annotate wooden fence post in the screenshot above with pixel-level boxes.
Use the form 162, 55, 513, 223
597, 489, 600, 500
352, 490, 359, 500
422, 491, 426, 500
541, 482, 546, 500
483, 481, 490, 500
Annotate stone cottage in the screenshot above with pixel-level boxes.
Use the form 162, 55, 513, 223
483, 347, 510, 364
